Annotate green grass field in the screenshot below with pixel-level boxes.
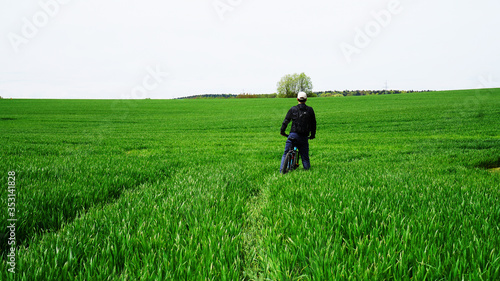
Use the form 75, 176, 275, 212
1, 89, 500, 280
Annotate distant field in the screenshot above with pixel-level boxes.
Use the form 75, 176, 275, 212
1, 89, 500, 280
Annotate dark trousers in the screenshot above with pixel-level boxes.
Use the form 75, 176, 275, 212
280, 133, 310, 172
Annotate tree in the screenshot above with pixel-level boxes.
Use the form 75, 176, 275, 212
277, 73, 313, 98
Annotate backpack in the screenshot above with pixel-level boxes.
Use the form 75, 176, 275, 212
293, 105, 311, 135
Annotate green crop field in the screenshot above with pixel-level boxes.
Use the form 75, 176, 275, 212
1, 89, 500, 280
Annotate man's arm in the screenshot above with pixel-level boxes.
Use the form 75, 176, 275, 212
280, 108, 293, 137
309, 107, 317, 139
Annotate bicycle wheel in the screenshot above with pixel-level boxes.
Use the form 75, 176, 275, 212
282, 151, 293, 174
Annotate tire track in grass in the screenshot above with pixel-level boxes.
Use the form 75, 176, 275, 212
242, 172, 280, 280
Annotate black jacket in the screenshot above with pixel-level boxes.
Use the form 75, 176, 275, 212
280, 103, 316, 138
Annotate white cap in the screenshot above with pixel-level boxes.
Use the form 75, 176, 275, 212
297, 92, 307, 101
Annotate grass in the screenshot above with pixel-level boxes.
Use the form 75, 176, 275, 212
0, 89, 499, 280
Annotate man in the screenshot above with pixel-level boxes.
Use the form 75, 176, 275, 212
280, 91, 317, 172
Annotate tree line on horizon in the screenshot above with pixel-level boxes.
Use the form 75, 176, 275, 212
177, 72, 430, 99
177, 89, 430, 100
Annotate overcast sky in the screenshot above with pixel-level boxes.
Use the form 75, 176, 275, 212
1, 0, 499, 99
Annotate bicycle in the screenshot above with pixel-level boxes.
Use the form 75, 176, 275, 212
281, 137, 300, 174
